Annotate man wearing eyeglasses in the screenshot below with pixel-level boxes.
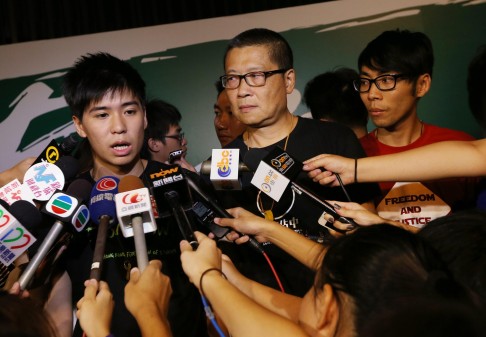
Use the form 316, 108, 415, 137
211, 28, 380, 297
356, 29, 477, 227
142, 99, 196, 172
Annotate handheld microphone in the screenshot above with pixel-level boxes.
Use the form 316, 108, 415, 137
115, 176, 155, 271
251, 147, 357, 233
18, 178, 91, 290
21, 156, 80, 203
164, 190, 198, 250
200, 159, 250, 175
146, 163, 198, 249
184, 174, 263, 253
89, 176, 119, 281
0, 202, 39, 267
203, 149, 243, 190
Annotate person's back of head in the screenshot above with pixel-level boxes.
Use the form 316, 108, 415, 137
358, 29, 434, 82
467, 45, 486, 131
419, 209, 486, 307
0, 291, 59, 337
224, 28, 293, 70
315, 225, 468, 333
303, 68, 368, 130
141, 99, 182, 160
62, 52, 146, 121
359, 296, 486, 337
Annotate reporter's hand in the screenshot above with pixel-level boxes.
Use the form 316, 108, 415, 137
125, 260, 172, 320
214, 207, 278, 244
180, 232, 222, 289
76, 279, 113, 337
303, 154, 355, 187
330, 201, 386, 231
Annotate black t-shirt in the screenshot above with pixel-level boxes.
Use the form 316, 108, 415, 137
64, 161, 209, 337
204, 117, 381, 296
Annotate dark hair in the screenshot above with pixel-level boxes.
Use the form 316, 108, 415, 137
224, 28, 293, 70
141, 99, 182, 159
0, 291, 59, 337
62, 52, 146, 120
360, 296, 486, 337
467, 45, 486, 131
419, 210, 486, 308
315, 225, 465, 332
358, 29, 434, 83
303, 68, 368, 128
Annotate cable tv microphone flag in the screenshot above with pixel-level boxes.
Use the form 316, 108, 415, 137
18, 178, 91, 290
89, 176, 119, 281
115, 176, 155, 271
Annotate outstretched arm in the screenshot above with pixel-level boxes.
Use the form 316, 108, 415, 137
303, 139, 486, 186
215, 207, 325, 270
180, 232, 309, 337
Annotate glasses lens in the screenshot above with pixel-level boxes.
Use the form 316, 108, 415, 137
376, 75, 396, 90
245, 72, 266, 87
355, 79, 370, 93
222, 75, 239, 89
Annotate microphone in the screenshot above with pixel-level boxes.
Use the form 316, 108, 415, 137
17, 178, 91, 290
115, 176, 156, 271
200, 160, 250, 175
251, 147, 357, 232
184, 174, 263, 252
146, 163, 198, 249
0, 201, 39, 267
31, 135, 81, 167
200, 149, 249, 191
89, 176, 119, 281
164, 190, 198, 250
21, 156, 80, 203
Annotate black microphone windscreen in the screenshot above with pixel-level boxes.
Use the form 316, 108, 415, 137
59, 134, 81, 154
9, 200, 43, 231
65, 179, 92, 202
54, 156, 80, 181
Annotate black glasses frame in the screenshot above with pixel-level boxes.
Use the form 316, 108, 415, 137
163, 132, 185, 143
353, 74, 407, 93
220, 68, 288, 89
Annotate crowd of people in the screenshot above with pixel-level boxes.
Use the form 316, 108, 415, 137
1, 26, 485, 337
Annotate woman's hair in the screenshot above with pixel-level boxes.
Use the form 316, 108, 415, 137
315, 225, 467, 332
0, 291, 59, 337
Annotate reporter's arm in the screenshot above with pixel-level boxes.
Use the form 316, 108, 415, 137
124, 260, 172, 337
0, 157, 35, 185
304, 139, 486, 185
180, 233, 308, 337
215, 207, 325, 270
76, 279, 113, 337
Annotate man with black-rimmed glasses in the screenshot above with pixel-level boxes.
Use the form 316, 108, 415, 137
356, 29, 477, 227
207, 28, 380, 297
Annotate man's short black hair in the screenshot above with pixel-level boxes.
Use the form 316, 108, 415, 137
358, 29, 434, 82
62, 52, 146, 120
224, 28, 293, 71
141, 99, 182, 159
303, 68, 368, 129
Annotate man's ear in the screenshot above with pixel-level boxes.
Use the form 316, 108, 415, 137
147, 138, 159, 153
285, 68, 296, 93
72, 116, 87, 138
415, 73, 431, 98
315, 284, 340, 337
